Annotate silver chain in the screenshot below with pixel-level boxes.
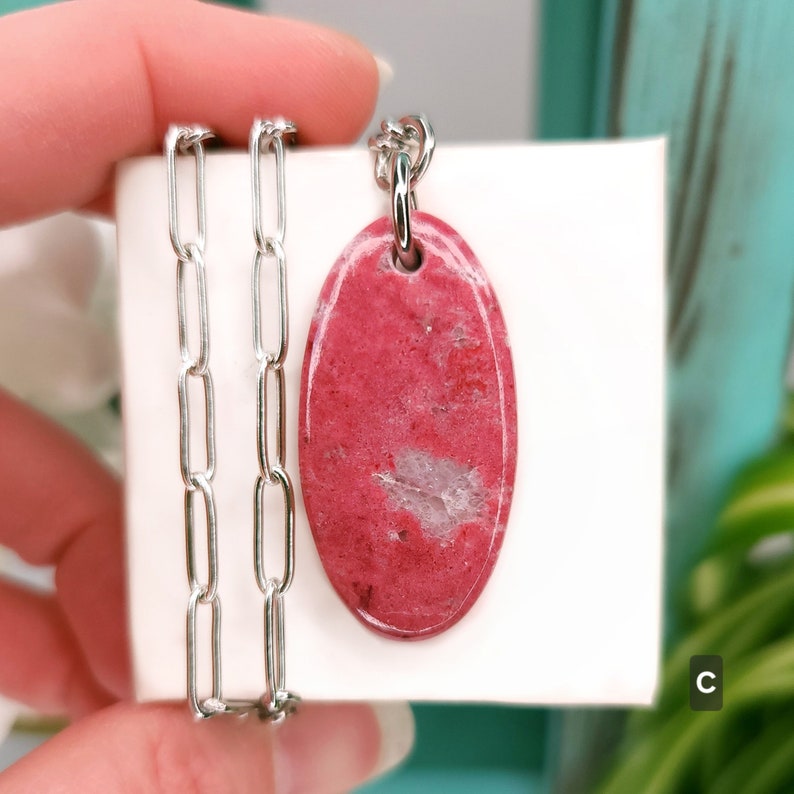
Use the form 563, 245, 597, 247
166, 125, 226, 719
250, 118, 299, 721
165, 120, 299, 721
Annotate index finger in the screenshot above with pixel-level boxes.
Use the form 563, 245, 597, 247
0, 0, 379, 224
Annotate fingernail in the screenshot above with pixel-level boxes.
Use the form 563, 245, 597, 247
374, 56, 394, 89
273, 702, 412, 794
371, 701, 415, 778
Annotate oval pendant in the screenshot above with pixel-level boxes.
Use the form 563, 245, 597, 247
299, 212, 517, 640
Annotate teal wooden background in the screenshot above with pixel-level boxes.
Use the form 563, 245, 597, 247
540, 0, 794, 648
601, 0, 794, 607
550, 1, 794, 790
538, 0, 605, 140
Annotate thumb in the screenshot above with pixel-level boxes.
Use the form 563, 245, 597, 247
0, 701, 414, 793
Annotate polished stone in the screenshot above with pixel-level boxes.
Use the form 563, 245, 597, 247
300, 212, 517, 639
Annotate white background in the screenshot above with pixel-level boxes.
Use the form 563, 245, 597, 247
118, 140, 665, 706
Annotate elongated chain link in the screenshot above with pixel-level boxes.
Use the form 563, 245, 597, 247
250, 119, 300, 721
166, 121, 299, 721
166, 125, 227, 719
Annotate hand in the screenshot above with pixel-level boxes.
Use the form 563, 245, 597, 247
0, 1, 413, 791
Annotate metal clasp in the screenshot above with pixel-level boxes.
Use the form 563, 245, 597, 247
369, 114, 435, 271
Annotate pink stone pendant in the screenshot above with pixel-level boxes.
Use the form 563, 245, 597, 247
299, 212, 517, 640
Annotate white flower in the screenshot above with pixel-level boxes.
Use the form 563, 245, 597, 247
0, 213, 122, 470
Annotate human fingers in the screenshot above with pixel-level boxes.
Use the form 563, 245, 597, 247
0, 0, 379, 224
0, 701, 414, 794
0, 580, 113, 718
0, 389, 129, 701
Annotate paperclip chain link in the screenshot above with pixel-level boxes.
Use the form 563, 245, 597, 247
250, 118, 300, 721
165, 125, 228, 719
166, 121, 300, 722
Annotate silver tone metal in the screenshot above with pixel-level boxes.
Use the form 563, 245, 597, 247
254, 466, 296, 595
184, 472, 218, 603
186, 587, 225, 718
390, 151, 420, 272
166, 126, 213, 262
250, 118, 300, 720
368, 114, 435, 192
250, 119, 296, 252
263, 581, 285, 713
165, 119, 300, 721
177, 245, 210, 375
166, 124, 228, 719
177, 363, 215, 488
252, 241, 288, 369
255, 358, 286, 484
369, 114, 435, 271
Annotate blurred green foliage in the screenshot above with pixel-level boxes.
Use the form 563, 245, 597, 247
597, 399, 794, 792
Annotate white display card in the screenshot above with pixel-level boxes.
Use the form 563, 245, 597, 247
116, 139, 665, 706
